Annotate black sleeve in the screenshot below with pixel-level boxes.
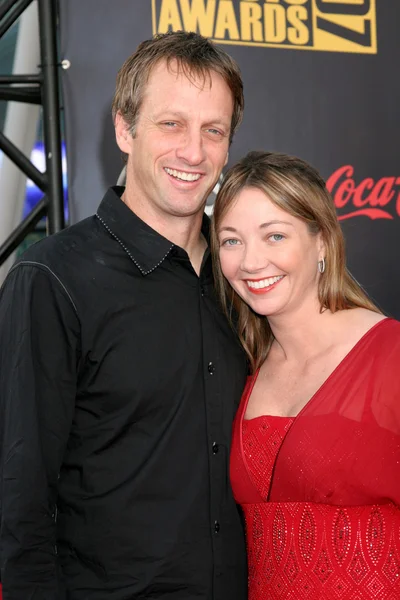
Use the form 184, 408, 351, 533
0, 263, 80, 599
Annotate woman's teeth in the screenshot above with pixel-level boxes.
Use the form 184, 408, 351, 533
246, 275, 284, 290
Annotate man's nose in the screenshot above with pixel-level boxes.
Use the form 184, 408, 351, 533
176, 129, 206, 165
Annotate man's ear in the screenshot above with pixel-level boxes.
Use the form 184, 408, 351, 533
115, 112, 132, 155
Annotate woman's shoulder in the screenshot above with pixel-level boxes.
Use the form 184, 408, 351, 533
331, 308, 399, 353
347, 309, 400, 350
339, 307, 393, 334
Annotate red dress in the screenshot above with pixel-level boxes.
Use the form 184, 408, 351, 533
231, 318, 400, 599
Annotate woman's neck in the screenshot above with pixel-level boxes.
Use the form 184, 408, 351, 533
267, 302, 339, 363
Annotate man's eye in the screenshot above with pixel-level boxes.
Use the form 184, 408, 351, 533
162, 122, 177, 127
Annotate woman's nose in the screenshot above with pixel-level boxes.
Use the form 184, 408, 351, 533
240, 245, 268, 273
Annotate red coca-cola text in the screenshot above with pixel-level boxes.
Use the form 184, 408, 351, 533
326, 165, 400, 220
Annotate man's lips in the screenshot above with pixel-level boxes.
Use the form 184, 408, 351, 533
164, 167, 202, 182
245, 275, 285, 294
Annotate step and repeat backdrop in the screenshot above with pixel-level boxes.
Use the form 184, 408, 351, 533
60, 1, 400, 317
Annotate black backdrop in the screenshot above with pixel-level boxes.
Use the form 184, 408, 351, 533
60, 1, 400, 318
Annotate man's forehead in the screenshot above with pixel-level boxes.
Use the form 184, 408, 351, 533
146, 58, 214, 90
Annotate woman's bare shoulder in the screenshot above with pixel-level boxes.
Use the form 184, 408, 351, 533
335, 307, 387, 341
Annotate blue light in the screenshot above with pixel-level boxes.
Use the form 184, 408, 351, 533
24, 141, 68, 222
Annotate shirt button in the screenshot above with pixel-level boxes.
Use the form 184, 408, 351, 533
212, 442, 219, 454
208, 362, 215, 375
200, 285, 205, 296
214, 520, 220, 534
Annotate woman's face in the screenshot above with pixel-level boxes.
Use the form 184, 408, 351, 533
217, 186, 324, 318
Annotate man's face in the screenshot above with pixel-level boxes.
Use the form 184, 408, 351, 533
115, 60, 233, 226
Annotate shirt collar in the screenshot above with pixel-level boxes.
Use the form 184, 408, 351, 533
96, 187, 211, 275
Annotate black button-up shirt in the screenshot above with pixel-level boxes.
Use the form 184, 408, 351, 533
0, 187, 248, 600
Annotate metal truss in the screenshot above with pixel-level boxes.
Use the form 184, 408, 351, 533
0, 0, 64, 266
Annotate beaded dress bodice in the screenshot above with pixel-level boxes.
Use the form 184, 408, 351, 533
231, 414, 400, 600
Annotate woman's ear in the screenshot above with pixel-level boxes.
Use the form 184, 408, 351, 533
317, 232, 326, 258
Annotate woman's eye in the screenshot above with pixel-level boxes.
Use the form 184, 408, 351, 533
269, 234, 285, 242
222, 239, 240, 247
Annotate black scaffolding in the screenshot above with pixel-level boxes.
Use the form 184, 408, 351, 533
0, 0, 64, 266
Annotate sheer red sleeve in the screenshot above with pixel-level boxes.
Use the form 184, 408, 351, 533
269, 318, 400, 506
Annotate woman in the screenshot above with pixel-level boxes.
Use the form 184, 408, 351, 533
211, 151, 400, 599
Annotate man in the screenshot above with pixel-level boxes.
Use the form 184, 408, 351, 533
0, 31, 248, 599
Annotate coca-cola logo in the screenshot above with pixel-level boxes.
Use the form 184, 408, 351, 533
327, 166, 400, 221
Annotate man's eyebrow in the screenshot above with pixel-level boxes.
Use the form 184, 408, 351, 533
204, 118, 230, 127
153, 110, 185, 119
153, 111, 230, 127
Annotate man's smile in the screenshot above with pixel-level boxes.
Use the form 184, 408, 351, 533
164, 167, 202, 182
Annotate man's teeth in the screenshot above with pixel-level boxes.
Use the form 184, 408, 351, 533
165, 168, 201, 182
247, 276, 284, 290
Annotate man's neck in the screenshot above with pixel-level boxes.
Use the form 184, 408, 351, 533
121, 191, 208, 276
188, 233, 208, 276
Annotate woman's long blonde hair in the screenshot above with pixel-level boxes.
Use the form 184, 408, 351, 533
210, 151, 381, 373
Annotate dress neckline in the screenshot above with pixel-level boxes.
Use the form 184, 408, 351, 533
237, 317, 393, 505
243, 317, 391, 422
244, 414, 295, 424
